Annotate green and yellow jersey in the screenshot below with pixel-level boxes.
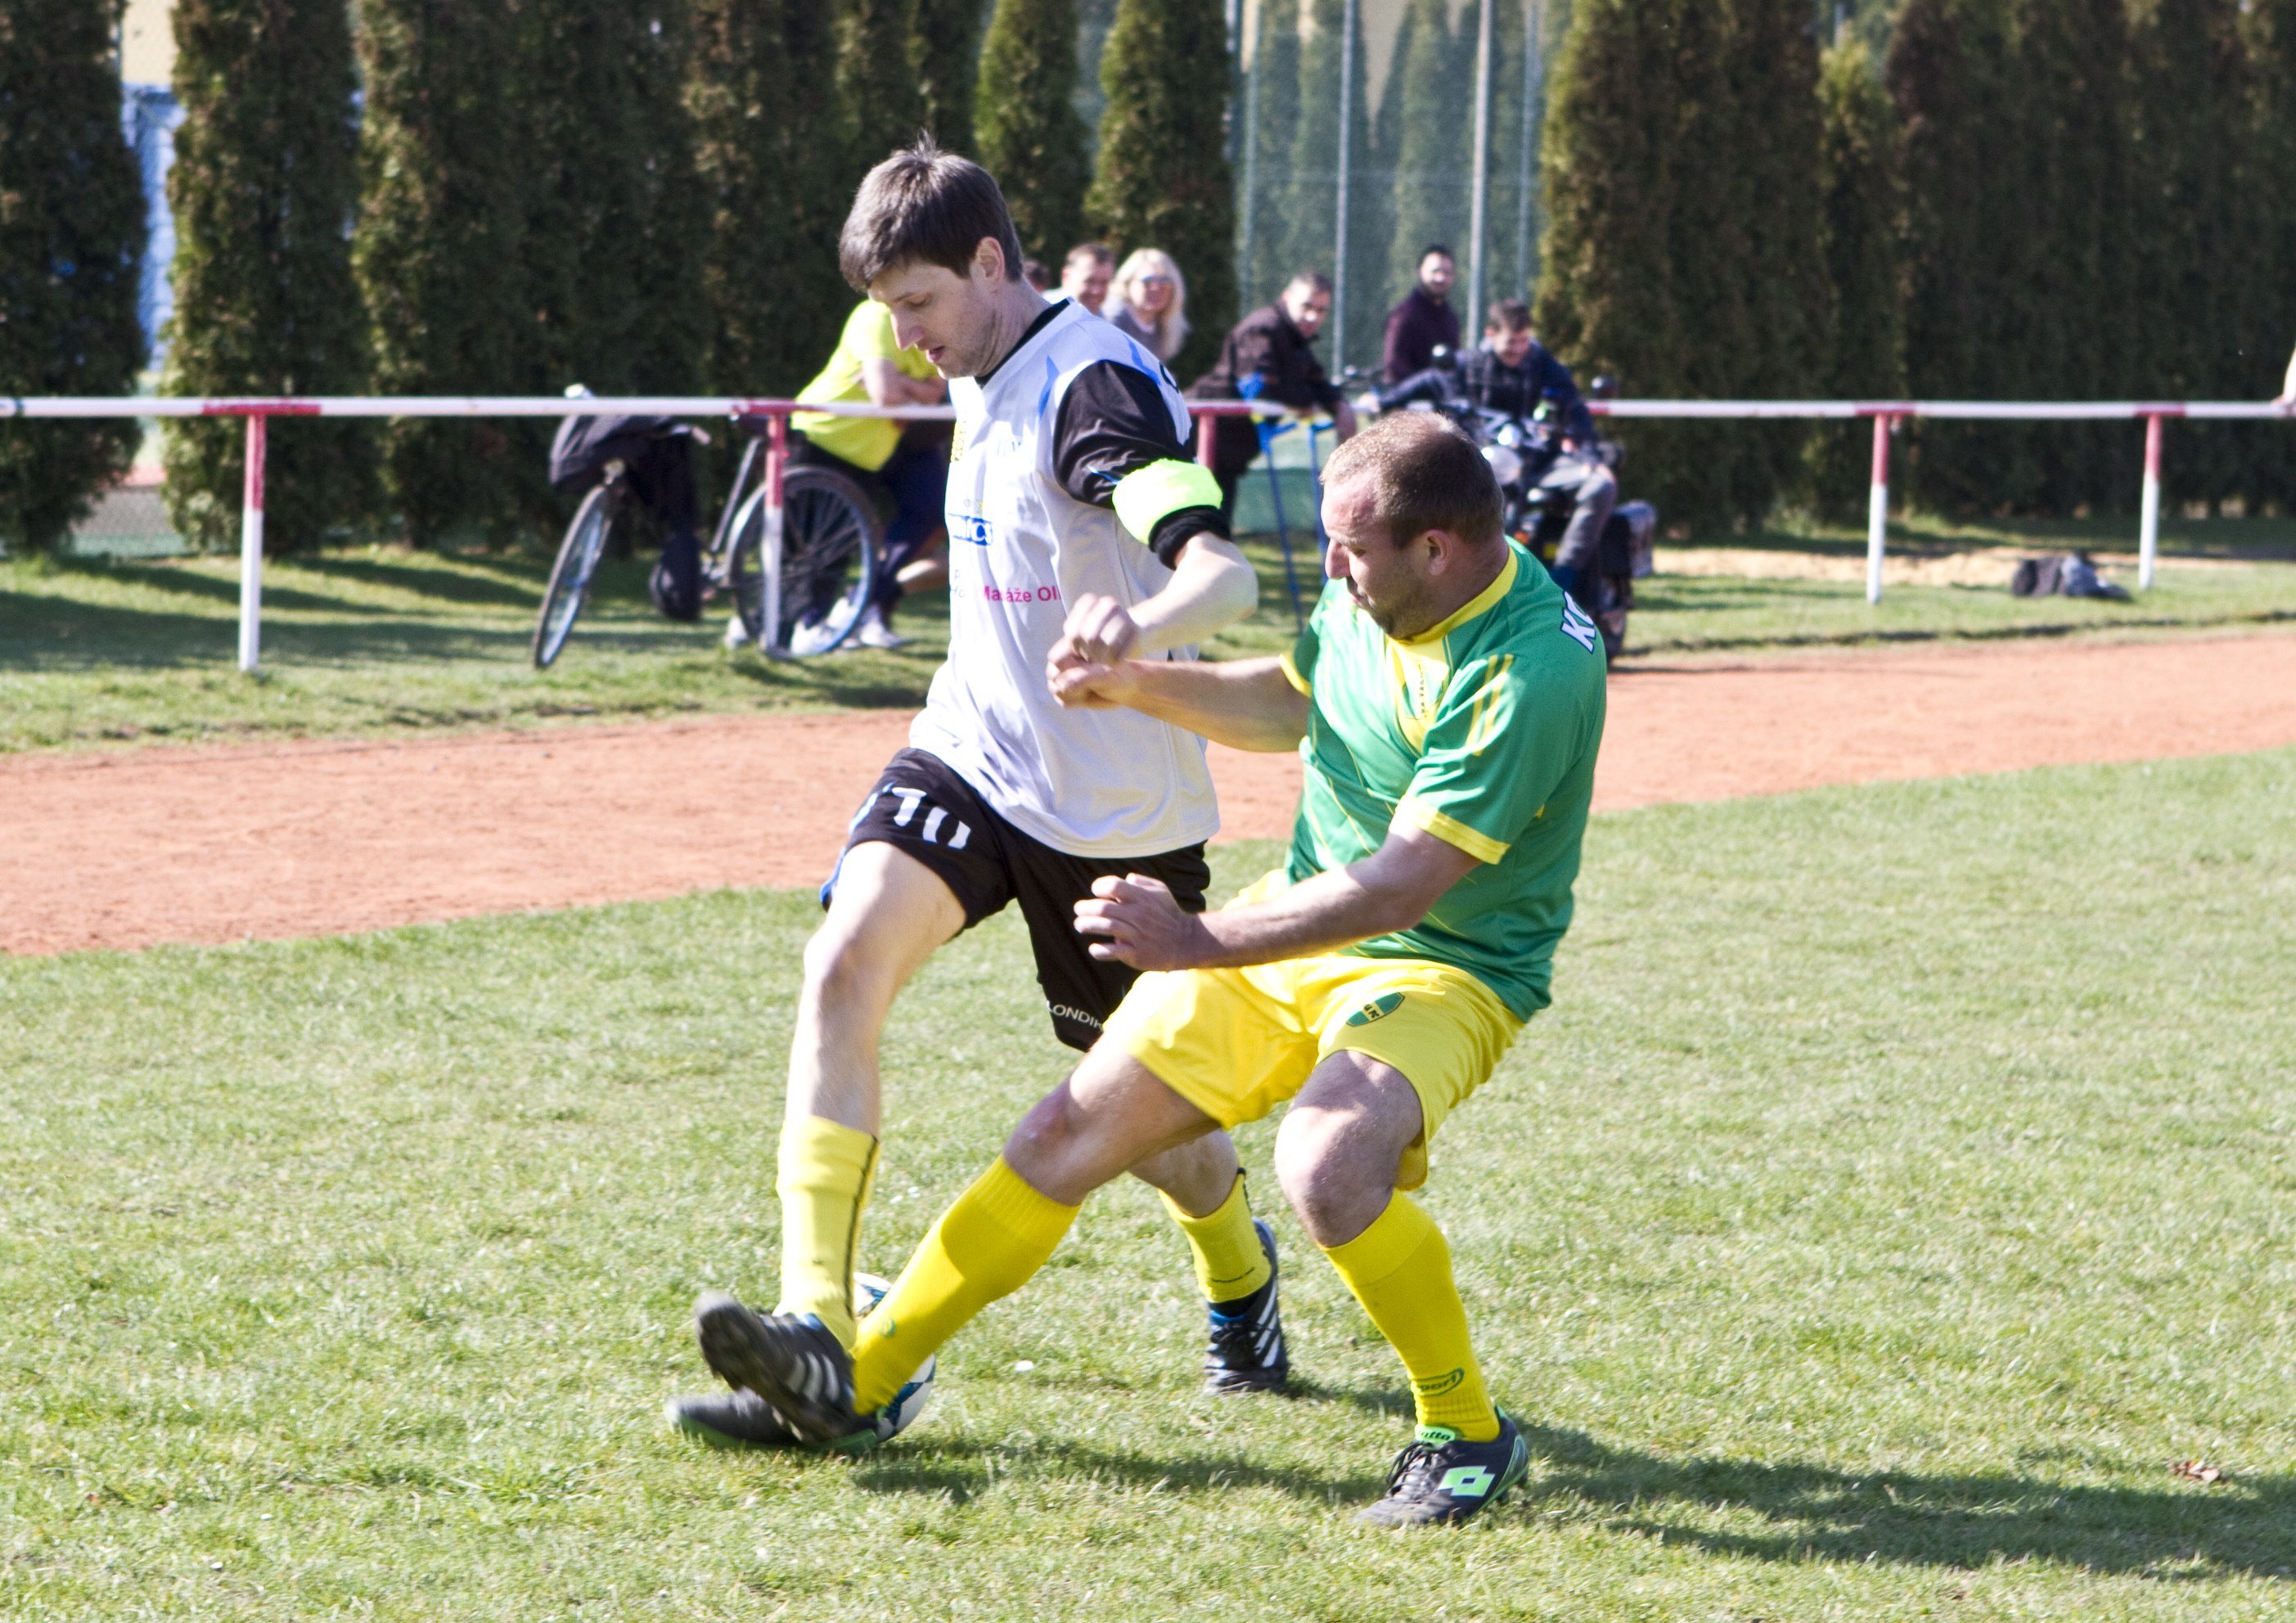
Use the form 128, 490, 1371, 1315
1279, 543, 1607, 1018
792, 301, 940, 472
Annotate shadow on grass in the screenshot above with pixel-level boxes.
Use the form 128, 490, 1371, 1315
295, 554, 545, 609
1507, 1419, 2294, 1581
850, 1433, 1386, 1508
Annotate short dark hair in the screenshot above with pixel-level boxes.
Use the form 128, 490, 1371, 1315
1285, 269, 1333, 295
1484, 298, 1531, 334
838, 137, 1026, 290
1419, 244, 1453, 263
1321, 411, 1501, 549
1065, 241, 1115, 268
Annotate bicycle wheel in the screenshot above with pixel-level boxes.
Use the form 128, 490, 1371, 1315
533, 482, 619, 668
728, 464, 883, 656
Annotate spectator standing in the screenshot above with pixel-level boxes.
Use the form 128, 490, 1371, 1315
1059, 242, 1115, 314
1107, 248, 1190, 364
1189, 271, 1359, 515
1023, 258, 1052, 294
1381, 246, 1460, 384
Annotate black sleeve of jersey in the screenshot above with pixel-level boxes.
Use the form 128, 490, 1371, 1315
1051, 360, 1231, 567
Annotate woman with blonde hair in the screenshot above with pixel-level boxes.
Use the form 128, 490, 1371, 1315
1108, 248, 1190, 363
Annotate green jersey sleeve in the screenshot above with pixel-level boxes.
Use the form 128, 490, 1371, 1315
1281, 599, 1326, 695
1394, 653, 1592, 864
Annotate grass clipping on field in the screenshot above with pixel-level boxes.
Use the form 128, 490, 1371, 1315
2, 749, 2293, 1621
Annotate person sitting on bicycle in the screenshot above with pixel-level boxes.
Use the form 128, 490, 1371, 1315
548, 401, 708, 621
784, 299, 952, 652
1378, 299, 1617, 609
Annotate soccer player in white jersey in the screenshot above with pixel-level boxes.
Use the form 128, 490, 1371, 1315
666, 142, 1291, 1447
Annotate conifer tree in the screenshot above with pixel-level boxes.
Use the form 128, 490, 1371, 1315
690, 0, 848, 393
911, 0, 984, 151
1239, 0, 1303, 308
1721, 0, 1827, 516
2127, 0, 2253, 506
0, 0, 145, 551
1385, 0, 1466, 316
1483, 0, 1530, 302
1536, 0, 1687, 510
1807, 37, 1902, 519
2249, 0, 2296, 510
975, 0, 1091, 259
162, 0, 371, 553
1887, 0, 2019, 514
1279, 0, 1372, 366
520, 0, 706, 402
842, 0, 927, 173
2010, 0, 2133, 510
1086, 0, 1238, 380
355, 0, 531, 542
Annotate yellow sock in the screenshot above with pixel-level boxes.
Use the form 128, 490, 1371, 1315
1321, 1194, 1500, 1441
775, 1115, 879, 1347
1160, 1174, 1272, 1304
851, 1156, 1078, 1414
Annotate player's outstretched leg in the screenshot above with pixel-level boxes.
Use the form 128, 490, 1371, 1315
844, 1046, 1223, 1418
1275, 1050, 1527, 1527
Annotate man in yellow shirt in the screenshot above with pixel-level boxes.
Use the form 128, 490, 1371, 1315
786, 301, 952, 650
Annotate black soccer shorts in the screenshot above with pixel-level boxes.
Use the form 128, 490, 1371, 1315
824, 748, 1211, 1051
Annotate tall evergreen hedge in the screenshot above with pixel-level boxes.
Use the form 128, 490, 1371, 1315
840, 0, 926, 173
1237, 0, 1301, 308
1085, 0, 1237, 380
911, 0, 984, 151
2127, 0, 2256, 507
0, 0, 145, 552
162, 0, 371, 554
1807, 37, 1902, 518
1384, 0, 1464, 312
1278, 0, 1371, 361
2250, 0, 2296, 510
691, 0, 847, 392
975, 0, 1091, 259
354, 0, 530, 543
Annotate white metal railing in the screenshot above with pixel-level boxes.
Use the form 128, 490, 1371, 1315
5, 394, 2287, 667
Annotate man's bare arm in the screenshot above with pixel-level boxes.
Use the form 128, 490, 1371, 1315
1050, 651, 1308, 753
1076, 824, 1480, 972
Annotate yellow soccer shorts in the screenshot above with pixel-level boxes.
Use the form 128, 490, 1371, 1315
1103, 875, 1524, 1190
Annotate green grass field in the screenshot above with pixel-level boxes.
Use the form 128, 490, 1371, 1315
7, 515, 2295, 753
5, 749, 2291, 1619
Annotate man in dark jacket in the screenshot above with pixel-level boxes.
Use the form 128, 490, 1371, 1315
548, 403, 705, 621
1380, 246, 1460, 384
1379, 300, 1617, 607
1190, 272, 1360, 515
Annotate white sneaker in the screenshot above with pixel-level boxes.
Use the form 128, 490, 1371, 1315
785, 598, 858, 656
722, 615, 750, 650
855, 605, 907, 650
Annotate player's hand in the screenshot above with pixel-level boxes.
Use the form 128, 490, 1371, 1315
1074, 873, 1215, 970
1047, 655, 1137, 709
1051, 593, 1141, 672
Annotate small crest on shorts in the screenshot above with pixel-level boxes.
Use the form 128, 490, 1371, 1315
1345, 991, 1405, 1027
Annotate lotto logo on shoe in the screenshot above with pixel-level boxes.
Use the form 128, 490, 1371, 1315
983, 582, 1060, 604
1438, 1466, 1496, 1498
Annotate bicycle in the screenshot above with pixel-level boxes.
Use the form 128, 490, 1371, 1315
530, 420, 883, 668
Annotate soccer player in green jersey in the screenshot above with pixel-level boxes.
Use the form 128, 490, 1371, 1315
714, 411, 1605, 1526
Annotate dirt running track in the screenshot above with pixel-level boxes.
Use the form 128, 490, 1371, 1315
7, 633, 2296, 957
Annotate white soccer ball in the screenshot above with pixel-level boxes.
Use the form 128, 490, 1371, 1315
852, 1272, 935, 1441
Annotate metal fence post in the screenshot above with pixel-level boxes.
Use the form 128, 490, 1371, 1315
2138, 411, 2163, 590
761, 410, 787, 656
237, 411, 267, 672
1865, 411, 1891, 605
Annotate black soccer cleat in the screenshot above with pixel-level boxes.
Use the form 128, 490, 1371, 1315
693, 1293, 858, 1446
664, 1388, 801, 1450
1357, 1413, 1531, 1528
1204, 1217, 1290, 1395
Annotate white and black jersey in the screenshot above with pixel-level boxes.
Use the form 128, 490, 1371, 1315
912, 299, 1231, 859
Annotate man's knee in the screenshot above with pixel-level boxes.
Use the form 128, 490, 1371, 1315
799, 917, 907, 1018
